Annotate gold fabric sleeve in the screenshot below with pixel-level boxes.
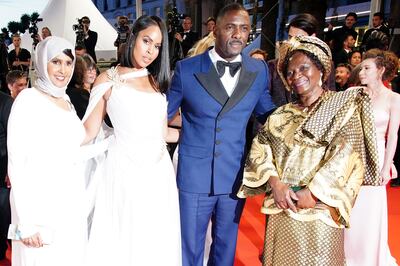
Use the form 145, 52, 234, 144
238, 127, 278, 198
308, 115, 365, 227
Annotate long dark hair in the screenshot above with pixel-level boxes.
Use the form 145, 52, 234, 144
121, 15, 170, 93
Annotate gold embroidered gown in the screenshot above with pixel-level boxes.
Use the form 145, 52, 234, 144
238, 88, 380, 266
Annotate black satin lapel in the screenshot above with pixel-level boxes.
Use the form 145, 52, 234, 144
220, 68, 258, 116
194, 66, 229, 106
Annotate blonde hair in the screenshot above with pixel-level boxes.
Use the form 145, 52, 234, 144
187, 32, 216, 57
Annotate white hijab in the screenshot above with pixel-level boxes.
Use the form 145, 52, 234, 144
34, 36, 75, 98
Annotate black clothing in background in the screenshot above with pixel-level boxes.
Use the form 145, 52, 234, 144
179, 31, 199, 57
79, 30, 98, 63
0, 91, 13, 259
66, 86, 90, 120
7, 48, 31, 72
326, 26, 358, 54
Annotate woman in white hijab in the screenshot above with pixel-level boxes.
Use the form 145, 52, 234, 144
7, 36, 87, 266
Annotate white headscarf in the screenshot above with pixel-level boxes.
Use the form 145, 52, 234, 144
34, 36, 75, 98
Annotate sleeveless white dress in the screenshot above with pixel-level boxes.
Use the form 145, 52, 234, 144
344, 107, 397, 266
86, 68, 181, 266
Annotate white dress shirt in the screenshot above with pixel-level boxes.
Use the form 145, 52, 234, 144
209, 48, 242, 97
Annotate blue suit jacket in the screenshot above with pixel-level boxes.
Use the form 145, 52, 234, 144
167, 51, 275, 194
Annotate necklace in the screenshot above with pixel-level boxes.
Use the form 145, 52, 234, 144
296, 90, 325, 113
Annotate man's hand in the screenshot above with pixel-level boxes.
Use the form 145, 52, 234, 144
174, 33, 183, 42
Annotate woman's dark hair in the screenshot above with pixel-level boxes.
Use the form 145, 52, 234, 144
69, 54, 95, 89
63, 49, 75, 61
288, 13, 319, 36
121, 15, 170, 93
348, 50, 362, 62
283, 50, 325, 81
69, 56, 85, 88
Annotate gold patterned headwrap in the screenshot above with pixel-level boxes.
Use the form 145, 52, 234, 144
277, 35, 332, 91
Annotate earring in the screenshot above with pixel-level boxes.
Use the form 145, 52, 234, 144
319, 73, 323, 86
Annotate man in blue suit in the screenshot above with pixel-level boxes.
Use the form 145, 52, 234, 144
167, 3, 275, 265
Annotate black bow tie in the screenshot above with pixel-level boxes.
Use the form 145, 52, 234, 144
216, 61, 241, 77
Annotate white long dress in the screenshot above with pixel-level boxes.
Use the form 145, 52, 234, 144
7, 88, 87, 266
86, 68, 181, 266
344, 107, 397, 266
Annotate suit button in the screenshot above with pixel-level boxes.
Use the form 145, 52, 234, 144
215, 140, 221, 145
216, 127, 222, 132
217, 116, 222, 121
214, 152, 220, 157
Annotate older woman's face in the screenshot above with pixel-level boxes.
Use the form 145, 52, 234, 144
84, 66, 97, 85
286, 52, 322, 96
47, 53, 74, 88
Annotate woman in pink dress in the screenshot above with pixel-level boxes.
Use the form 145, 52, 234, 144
344, 48, 400, 266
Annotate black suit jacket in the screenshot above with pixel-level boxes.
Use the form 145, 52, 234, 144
81, 30, 98, 63
180, 31, 199, 57
0, 92, 13, 184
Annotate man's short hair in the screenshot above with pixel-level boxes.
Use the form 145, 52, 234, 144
373, 12, 384, 20
336, 63, 352, 73
345, 12, 358, 21
6, 70, 27, 85
12, 33, 20, 39
216, 3, 247, 24
81, 16, 90, 23
288, 13, 319, 36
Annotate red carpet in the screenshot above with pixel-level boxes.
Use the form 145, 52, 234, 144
234, 186, 400, 266
1, 187, 399, 266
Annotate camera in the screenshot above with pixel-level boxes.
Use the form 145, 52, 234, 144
29, 17, 43, 47
73, 18, 86, 48
167, 7, 185, 33
114, 16, 132, 48
72, 18, 85, 32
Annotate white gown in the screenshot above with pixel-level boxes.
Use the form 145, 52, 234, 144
86, 68, 181, 266
7, 88, 87, 266
344, 108, 397, 266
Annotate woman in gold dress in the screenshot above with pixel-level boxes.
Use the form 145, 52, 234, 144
238, 35, 380, 266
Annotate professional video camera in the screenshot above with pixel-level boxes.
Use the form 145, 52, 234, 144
29, 16, 43, 47
114, 16, 131, 48
167, 7, 185, 33
73, 18, 86, 48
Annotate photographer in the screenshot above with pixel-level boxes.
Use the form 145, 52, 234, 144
114, 16, 130, 49
0, 37, 9, 94
175, 16, 198, 57
75, 16, 98, 63
41, 27, 52, 40
7, 34, 31, 73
